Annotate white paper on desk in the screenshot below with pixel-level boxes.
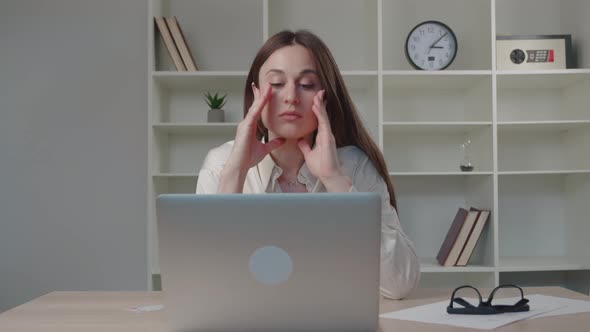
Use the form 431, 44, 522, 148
380, 296, 565, 330
527, 294, 590, 318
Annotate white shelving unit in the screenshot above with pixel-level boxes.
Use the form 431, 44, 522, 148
148, 0, 590, 293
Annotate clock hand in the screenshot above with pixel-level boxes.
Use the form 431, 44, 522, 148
428, 32, 448, 49
426, 46, 444, 54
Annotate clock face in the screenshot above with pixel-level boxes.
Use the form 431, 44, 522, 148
405, 21, 458, 70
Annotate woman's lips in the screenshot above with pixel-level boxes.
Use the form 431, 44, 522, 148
279, 112, 302, 121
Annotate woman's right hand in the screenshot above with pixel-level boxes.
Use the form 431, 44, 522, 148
218, 83, 285, 193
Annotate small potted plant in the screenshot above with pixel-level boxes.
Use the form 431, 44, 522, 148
204, 91, 227, 123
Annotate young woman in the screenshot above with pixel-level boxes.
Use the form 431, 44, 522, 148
196, 30, 420, 299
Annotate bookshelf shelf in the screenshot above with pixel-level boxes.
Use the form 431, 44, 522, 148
420, 258, 495, 273
153, 123, 238, 135
389, 171, 493, 176
341, 71, 379, 76
496, 69, 590, 76
148, 0, 590, 291
153, 71, 249, 77
498, 120, 590, 128
383, 122, 492, 132
498, 257, 590, 272
152, 173, 199, 178
498, 170, 590, 176
383, 70, 493, 76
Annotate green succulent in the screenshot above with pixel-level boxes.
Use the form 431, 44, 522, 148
204, 91, 227, 110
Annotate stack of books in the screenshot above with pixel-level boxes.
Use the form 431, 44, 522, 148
436, 207, 491, 267
154, 16, 198, 71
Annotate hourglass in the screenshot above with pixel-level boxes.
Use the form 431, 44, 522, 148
460, 139, 474, 172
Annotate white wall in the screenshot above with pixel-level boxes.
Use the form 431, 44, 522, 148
0, 0, 148, 312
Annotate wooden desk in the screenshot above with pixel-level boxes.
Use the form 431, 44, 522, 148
0, 287, 588, 331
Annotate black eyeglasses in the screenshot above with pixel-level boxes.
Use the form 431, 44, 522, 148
447, 284, 530, 315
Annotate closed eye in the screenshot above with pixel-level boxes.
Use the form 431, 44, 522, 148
269, 83, 316, 90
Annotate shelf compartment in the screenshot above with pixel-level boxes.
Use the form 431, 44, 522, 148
268, 0, 377, 71
383, 74, 492, 122
152, 72, 376, 129
498, 122, 590, 172
499, 257, 590, 272
496, 0, 590, 69
152, 74, 246, 123
342, 75, 379, 142
393, 175, 494, 267
382, 0, 491, 70
419, 272, 496, 289
153, 0, 263, 71
153, 130, 234, 174
500, 271, 590, 295
498, 173, 590, 259
497, 72, 590, 121
383, 124, 492, 173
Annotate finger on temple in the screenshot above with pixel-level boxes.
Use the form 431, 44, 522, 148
255, 85, 273, 116
251, 82, 259, 99
246, 85, 269, 121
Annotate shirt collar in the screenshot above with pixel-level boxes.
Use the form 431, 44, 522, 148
257, 153, 320, 192
257, 153, 276, 191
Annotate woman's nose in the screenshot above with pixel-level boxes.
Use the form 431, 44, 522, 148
283, 83, 300, 105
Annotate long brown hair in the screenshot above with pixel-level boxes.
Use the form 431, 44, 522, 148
243, 30, 398, 209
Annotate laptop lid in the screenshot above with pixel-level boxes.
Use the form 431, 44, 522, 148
156, 193, 381, 332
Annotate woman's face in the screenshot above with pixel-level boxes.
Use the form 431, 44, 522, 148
258, 44, 322, 140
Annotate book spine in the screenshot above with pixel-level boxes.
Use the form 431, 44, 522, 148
444, 210, 479, 266
166, 16, 198, 71
456, 210, 490, 266
154, 16, 186, 71
436, 208, 468, 266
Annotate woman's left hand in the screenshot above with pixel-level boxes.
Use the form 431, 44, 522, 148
297, 89, 352, 192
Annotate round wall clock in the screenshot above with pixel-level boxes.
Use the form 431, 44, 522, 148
405, 20, 458, 70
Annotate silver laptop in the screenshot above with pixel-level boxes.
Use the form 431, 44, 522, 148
156, 193, 381, 332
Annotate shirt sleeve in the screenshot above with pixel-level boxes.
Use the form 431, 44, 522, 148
195, 149, 224, 194
351, 155, 421, 300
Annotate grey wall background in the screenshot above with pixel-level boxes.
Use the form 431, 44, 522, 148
0, 0, 148, 312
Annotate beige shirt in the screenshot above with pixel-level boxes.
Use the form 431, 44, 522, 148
196, 141, 421, 299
